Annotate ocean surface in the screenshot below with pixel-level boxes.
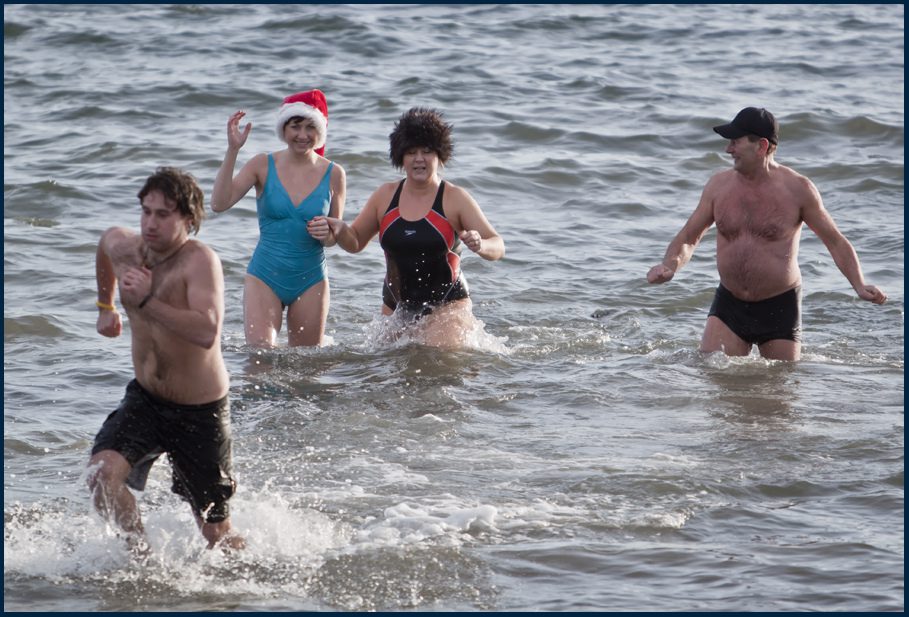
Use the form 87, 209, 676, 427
3, 3, 904, 612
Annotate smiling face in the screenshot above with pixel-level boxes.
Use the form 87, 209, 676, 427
283, 116, 321, 153
140, 189, 190, 253
725, 135, 767, 172
402, 146, 440, 182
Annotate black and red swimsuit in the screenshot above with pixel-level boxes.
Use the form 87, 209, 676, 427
379, 180, 469, 314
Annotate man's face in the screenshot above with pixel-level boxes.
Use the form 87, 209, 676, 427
725, 136, 765, 172
140, 190, 189, 253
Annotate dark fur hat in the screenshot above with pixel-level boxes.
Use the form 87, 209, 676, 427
389, 107, 453, 169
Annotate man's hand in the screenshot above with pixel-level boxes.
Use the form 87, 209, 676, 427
120, 266, 153, 306
97, 308, 122, 337
647, 264, 675, 284
857, 284, 887, 305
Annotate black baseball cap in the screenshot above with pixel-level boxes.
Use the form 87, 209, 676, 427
713, 107, 779, 145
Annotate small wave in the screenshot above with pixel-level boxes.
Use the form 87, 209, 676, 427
39, 30, 124, 50
3, 315, 66, 339
3, 20, 31, 38
783, 111, 904, 145
261, 13, 366, 36
8, 216, 58, 228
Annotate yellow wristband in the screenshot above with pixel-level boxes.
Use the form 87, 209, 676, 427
96, 301, 116, 311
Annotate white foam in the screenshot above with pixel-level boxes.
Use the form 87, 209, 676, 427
350, 500, 498, 550
4, 488, 349, 592
359, 313, 510, 354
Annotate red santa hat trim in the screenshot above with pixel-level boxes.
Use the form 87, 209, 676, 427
275, 89, 328, 156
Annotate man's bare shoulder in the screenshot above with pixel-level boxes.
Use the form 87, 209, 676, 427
170, 239, 223, 291
702, 169, 737, 195
709, 168, 737, 183
779, 163, 814, 184
772, 163, 820, 200
183, 238, 221, 268
101, 227, 141, 261
101, 226, 136, 243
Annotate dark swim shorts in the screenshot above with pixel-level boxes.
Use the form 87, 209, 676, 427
708, 283, 802, 346
92, 379, 237, 523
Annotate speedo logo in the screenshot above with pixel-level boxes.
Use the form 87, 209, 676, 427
404, 229, 417, 236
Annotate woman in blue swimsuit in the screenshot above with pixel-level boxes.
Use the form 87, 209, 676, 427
325, 107, 504, 347
211, 90, 347, 347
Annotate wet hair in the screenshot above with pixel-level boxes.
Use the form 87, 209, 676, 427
389, 107, 453, 169
137, 166, 205, 235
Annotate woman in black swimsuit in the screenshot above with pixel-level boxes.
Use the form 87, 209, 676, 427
327, 107, 504, 346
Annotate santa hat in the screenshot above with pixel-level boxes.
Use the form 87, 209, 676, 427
275, 89, 328, 156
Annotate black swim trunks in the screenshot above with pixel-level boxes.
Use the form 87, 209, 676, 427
708, 283, 802, 345
91, 379, 237, 523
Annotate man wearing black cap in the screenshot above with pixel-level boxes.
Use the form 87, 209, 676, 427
647, 107, 887, 361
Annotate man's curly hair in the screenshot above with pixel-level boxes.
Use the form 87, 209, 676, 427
389, 107, 453, 169
137, 167, 205, 235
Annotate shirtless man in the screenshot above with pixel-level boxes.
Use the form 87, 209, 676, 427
647, 107, 886, 361
87, 167, 243, 550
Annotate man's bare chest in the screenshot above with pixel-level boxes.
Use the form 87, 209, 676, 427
714, 192, 800, 242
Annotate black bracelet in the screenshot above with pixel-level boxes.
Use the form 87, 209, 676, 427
139, 293, 153, 309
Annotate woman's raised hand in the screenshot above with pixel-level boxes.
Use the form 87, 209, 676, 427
227, 110, 252, 151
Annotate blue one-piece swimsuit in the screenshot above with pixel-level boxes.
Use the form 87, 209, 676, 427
247, 154, 334, 307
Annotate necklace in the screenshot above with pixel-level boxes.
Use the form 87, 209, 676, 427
143, 240, 187, 270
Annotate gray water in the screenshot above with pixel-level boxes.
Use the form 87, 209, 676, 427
3, 3, 904, 612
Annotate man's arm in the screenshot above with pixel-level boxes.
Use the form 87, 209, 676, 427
647, 181, 716, 284
800, 178, 887, 304
95, 228, 126, 337
139, 244, 225, 348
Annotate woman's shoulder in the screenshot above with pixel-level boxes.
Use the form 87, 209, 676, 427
362, 180, 401, 208
441, 180, 477, 205
326, 158, 346, 177
376, 179, 403, 194
244, 151, 270, 171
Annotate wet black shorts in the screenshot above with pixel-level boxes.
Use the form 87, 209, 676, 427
708, 283, 802, 346
92, 379, 237, 523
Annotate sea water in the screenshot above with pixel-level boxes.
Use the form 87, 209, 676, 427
4, 4, 903, 611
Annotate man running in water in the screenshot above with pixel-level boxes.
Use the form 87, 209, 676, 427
88, 167, 243, 551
